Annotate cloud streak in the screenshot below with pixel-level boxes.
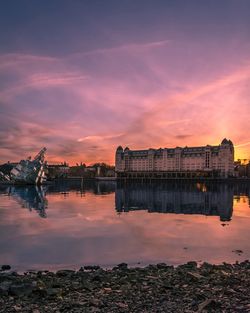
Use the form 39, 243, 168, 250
235, 141, 250, 148
71, 40, 170, 58
77, 133, 124, 142
0, 73, 88, 99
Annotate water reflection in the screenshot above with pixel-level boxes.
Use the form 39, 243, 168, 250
47, 180, 116, 196
1, 181, 249, 223
0, 181, 250, 270
115, 182, 235, 222
4, 185, 48, 218
0, 181, 116, 218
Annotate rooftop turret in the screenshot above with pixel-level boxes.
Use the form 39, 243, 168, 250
116, 146, 123, 152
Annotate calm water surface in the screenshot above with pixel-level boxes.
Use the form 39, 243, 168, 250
0, 181, 250, 271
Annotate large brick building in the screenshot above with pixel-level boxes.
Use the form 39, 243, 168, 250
115, 138, 234, 178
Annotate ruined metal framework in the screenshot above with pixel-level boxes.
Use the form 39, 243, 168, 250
0, 148, 47, 185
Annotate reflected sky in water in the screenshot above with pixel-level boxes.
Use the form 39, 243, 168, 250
0, 181, 250, 271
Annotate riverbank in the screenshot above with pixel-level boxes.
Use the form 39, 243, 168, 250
1, 261, 250, 312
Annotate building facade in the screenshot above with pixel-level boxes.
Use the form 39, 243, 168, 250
115, 138, 234, 178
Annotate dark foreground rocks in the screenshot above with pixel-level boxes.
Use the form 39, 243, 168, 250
1, 261, 250, 312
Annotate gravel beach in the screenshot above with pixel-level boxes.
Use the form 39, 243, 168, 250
1, 261, 250, 312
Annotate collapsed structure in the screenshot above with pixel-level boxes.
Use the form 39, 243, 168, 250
0, 148, 47, 185
115, 139, 234, 178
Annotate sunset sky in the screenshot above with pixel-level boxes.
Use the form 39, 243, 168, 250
0, 0, 250, 165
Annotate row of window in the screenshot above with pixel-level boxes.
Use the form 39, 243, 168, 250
125, 153, 223, 160
129, 164, 227, 168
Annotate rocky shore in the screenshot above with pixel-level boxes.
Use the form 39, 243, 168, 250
1, 261, 250, 312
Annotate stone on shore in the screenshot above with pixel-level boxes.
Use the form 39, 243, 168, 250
1, 261, 250, 312
1, 265, 11, 271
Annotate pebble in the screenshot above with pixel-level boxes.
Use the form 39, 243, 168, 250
0, 261, 250, 312
1, 265, 11, 271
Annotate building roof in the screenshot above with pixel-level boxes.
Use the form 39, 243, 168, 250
116, 146, 123, 152
117, 139, 233, 156
221, 138, 233, 145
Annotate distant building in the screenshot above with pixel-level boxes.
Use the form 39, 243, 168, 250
115, 138, 234, 178
47, 163, 70, 179
67, 164, 115, 178
234, 160, 250, 178
247, 163, 250, 178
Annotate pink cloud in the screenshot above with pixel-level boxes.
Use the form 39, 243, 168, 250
0, 46, 250, 164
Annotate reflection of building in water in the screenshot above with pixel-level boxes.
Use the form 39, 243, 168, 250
7, 186, 48, 218
0, 181, 115, 219
115, 183, 234, 222
47, 180, 116, 196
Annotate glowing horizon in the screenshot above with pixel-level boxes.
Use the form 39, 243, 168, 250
0, 1, 249, 165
